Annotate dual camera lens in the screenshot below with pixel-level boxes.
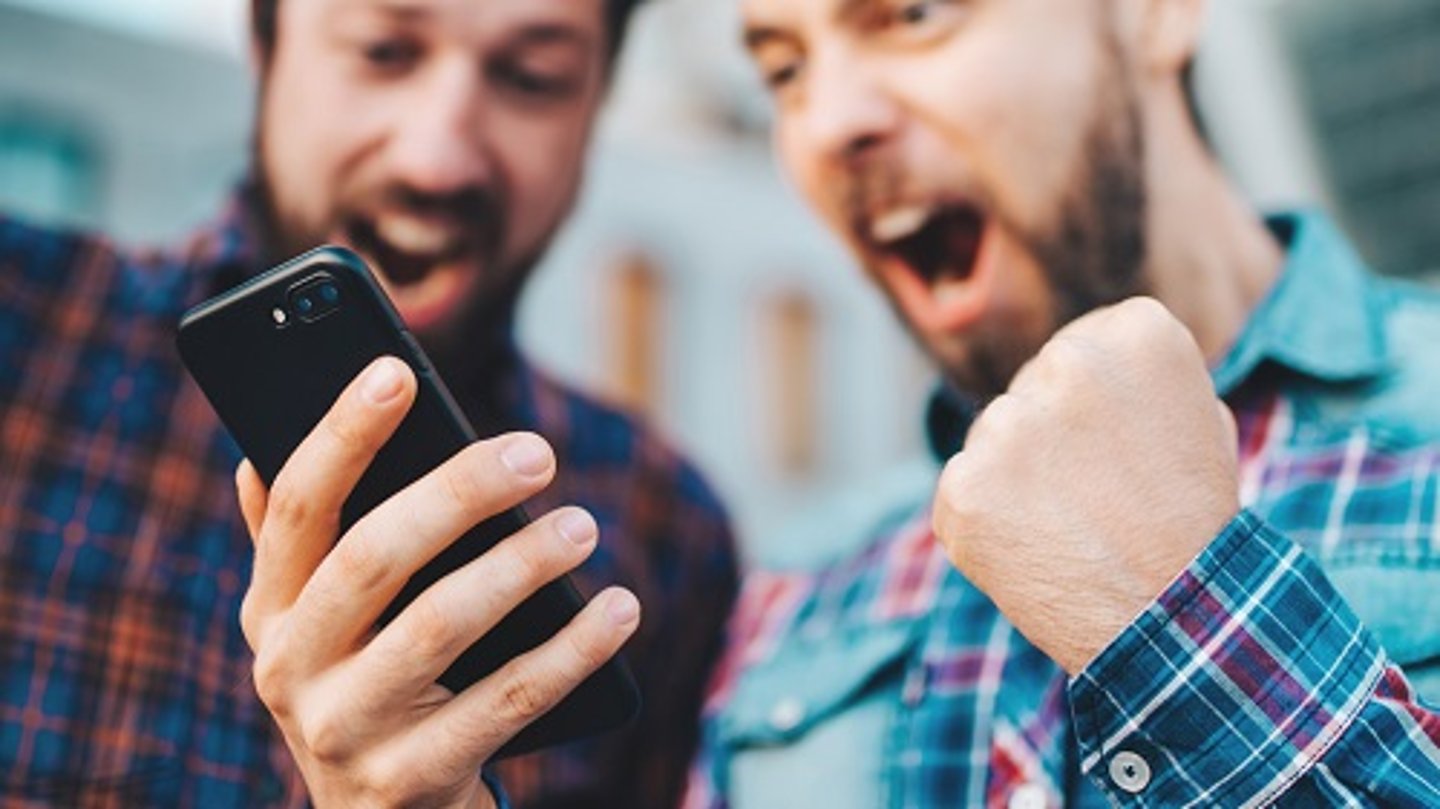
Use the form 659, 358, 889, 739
274, 275, 342, 326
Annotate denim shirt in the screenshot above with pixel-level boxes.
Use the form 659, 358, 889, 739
686, 212, 1440, 808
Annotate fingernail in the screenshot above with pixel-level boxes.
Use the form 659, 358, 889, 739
361, 358, 405, 404
606, 589, 640, 626
556, 509, 597, 546
501, 434, 551, 478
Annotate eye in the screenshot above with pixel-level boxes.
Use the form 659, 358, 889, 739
764, 60, 803, 91
362, 38, 421, 73
873, 0, 967, 42
490, 60, 580, 101
898, 1, 933, 25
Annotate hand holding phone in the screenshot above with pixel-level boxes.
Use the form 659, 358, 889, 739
234, 358, 639, 808
177, 247, 641, 805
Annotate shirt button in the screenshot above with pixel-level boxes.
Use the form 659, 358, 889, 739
769, 698, 806, 733
1007, 783, 1048, 809
1109, 750, 1152, 793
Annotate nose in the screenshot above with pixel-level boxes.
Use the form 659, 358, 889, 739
802, 49, 901, 167
387, 60, 495, 195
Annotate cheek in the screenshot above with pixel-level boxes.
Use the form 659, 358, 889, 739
777, 124, 848, 237
260, 58, 382, 235
490, 108, 596, 253
899, 13, 1108, 233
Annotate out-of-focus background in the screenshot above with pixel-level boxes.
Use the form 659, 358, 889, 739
2, 0, 1438, 562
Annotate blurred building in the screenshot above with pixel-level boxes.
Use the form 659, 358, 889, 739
0, 2, 250, 245
1, 0, 1437, 561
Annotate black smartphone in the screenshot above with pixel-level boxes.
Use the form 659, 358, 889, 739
176, 245, 639, 758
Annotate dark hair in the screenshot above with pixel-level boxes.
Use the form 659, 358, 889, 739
251, 0, 646, 63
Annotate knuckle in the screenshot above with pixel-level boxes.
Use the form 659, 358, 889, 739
495, 673, 556, 725
1041, 335, 1094, 382
251, 650, 292, 717
973, 393, 1023, 439
1120, 296, 1173, 337
299, 709, 355, 765
265, 476, 316, 530
358, 756, 424, 808
401, 593, 461, 661
239, 593, 264, 650
323, 405, 372, 452
329, 530, 389, 595
501, 530, 559, 592
562, 624, 609, 672
439, 453, 487, 512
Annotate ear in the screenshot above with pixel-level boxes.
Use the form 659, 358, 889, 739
249, 38, 265, 79
1141, 0, 1209, 76
247, 0, 273, 80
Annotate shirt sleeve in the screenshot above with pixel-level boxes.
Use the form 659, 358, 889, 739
1068, 510, 1440, 806
482, 766, 512, 809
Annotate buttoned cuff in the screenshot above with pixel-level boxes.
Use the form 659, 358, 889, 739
482, 766, 512, 809
1068, 510, 1386, 806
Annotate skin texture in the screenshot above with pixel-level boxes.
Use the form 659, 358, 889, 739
743, 0, 1285, 673
237, 1, 641, 804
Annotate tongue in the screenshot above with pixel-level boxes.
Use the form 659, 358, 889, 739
896, 207, 983, 286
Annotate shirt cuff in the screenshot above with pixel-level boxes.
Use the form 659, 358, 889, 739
482, 766, 512, 809
1068, 509, 1388, 806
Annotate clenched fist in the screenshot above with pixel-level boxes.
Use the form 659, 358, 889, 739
933, 298, 1240, 674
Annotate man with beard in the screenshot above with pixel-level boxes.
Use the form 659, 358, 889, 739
0, 1, 737, 807
684, 0, 1440, 806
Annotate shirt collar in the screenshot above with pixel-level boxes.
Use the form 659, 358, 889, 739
925, 210, 1391, 461
172, 179, 268, 309
1210, 211, 1391, 395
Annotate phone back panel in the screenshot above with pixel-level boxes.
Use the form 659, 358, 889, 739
176, 246, 639, 757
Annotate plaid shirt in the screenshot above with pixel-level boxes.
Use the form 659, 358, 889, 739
686, 213, 1440, 808
0, 190, 738, 808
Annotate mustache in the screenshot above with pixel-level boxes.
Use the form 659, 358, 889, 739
374, 184, 504, 242
837, 162, 907, 236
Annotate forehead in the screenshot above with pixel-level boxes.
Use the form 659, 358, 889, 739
308, 0, 607, 33
741, 0, 840, 31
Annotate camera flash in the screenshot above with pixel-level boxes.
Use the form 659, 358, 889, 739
272, 307, 288, 325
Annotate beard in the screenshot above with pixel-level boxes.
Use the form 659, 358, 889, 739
948, 80, 1149, 401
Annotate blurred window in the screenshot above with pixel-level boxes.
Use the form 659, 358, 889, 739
0, 113, 98, 227
608, 252, 665, 415
763, 289, 819, 478
1280, 0, 1440, 276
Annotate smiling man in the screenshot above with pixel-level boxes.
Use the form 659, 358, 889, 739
685, 0, 1440, 806
0, 1, 736, 806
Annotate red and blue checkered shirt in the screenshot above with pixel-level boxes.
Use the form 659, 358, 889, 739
686, 213, 1440, 808
0, 190, 738, 808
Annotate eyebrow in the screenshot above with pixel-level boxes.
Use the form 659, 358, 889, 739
743, 24, 791, 52
367, 0, 434, 23
835, 0, 885, 27
511, 23, 594, 51
743, 0, 878, 52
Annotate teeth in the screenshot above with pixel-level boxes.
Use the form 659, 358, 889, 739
869, 205, 932, 243
935, 282, 969, 303
375, 216, 460, 257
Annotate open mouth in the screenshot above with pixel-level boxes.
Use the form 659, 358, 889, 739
338, 213, 496, 332
346, 216, 473, 288
865, 201, 986, 288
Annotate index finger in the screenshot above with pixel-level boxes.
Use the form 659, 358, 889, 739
249, 356, 417, 617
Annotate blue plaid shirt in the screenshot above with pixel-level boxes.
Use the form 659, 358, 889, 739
686, 213, 1440, 808
0, 190, 738, 808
